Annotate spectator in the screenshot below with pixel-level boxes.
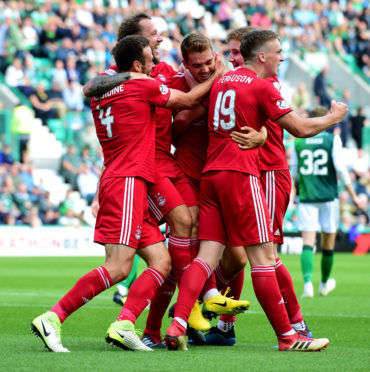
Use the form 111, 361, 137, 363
80, 124, 100, 151
77, 162, 99, 205
350, 106, 366, 150
11, 104, 34, 160
62, 80, 84, 112
1, 145, 15, 168
13, 181, 33, 222
51, 59, 68, 90
291, 82, 311, 114
29, 82, 58, 126
4, 58, 26, 87
313, 66, 331, 108
59, 145, 82, 190
58, 208, 82, 227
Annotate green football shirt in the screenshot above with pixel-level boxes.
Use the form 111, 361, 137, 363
294, 132, 338, 203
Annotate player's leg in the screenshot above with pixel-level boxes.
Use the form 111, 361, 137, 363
106, 217, 171, 352
264, 170, 311, 336
246, 242, 329, 351
318, 199, 339, 296
148, 177, 193, 285
207, 245, 247, 346
31, 176, 145, 352
164, 171, 255, 351
113, 254, 141, 306
298, 202, 320, 298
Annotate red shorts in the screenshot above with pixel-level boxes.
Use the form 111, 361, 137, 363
94, 177, 164, 248
148, 163, 198, 224
198, 170, 273, 247
260, 170, 291, 244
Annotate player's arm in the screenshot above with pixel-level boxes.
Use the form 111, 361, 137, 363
277, 100, 348, 138
83, 72, 148, 97
173, 105, 207, 138
230, 126, 267, 150
331, 135, 361, 208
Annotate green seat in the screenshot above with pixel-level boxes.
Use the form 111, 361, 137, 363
47, 118, 66, 142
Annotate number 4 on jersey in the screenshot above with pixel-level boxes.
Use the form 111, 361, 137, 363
97, 105, 114, 138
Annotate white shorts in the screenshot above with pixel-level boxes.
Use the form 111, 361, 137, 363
298, 199, 339, 233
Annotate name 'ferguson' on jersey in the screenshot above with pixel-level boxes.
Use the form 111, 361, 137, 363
204, 68, 292, 177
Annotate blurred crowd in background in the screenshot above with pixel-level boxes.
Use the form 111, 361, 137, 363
0, 0, 368, 234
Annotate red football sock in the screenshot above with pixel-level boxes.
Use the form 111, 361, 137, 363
214, 262, 231, 290
117, 267, 165, 323
144, 272, 177, 341
251, 265, 292, 336
51, 266, 112, 323
275, 257, 303, 323
174, 258, 212, 322
220, 270, 245, 323
200, 272, 217, 298
189, 238, 200, 260
168, 235, 191, 284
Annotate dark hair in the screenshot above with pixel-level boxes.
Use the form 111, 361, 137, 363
112, 35, 150, 72
180, 33, 213, 61
310, 106, 329, 118
227, 26, 258, 42
240, 30, 279, 63
117, 12, 151, 41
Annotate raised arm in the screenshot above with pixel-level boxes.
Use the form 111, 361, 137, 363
277, 100, 348, 138
83, 72, 148, 97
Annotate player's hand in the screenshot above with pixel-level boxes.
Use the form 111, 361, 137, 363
230, 126, 267, 150
184, 68, 199, 89
329, 100, 348, 124
214, 53, 226, 78
91, 199, 99, 218
352, 194, 362, 210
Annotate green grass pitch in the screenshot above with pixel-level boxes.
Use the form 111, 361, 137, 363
0, 253, 369, 371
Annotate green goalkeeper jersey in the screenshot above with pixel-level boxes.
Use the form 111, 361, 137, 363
294, 132, 338, 203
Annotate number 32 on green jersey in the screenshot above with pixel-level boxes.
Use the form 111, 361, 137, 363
299, 149, 328, 176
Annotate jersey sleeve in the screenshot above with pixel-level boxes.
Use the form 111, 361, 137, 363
142, 79, 171, 107
259, 80, 292, 122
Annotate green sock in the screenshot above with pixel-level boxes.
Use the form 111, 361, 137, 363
301, 245, 314, 283
321, 249, 334, 283
117, 254, 141, 289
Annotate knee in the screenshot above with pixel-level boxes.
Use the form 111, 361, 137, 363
151, 251, 172, 278
170, 212, 193, 237
104, 262, 132, 284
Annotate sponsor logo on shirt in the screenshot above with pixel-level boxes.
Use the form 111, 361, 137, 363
159, 84, 169, 95
277, 100, 290, 109
158, 74, 167, 82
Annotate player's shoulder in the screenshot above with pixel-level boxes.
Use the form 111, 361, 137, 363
151, 62, 177, 82
103, 65, 118, 75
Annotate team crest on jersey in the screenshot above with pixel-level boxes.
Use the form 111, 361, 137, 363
158, 74, 167, 82
156, 195, 166, 207
159, 84, 169, 95
277, 100, 290, 109
135, 226, 142, 240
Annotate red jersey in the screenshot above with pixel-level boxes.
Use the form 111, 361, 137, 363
259, 76, 289, 171
90, 78, 170, 183
170, 75, 209, 181
104, 63, 178, 160
204, 68, 292, 177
